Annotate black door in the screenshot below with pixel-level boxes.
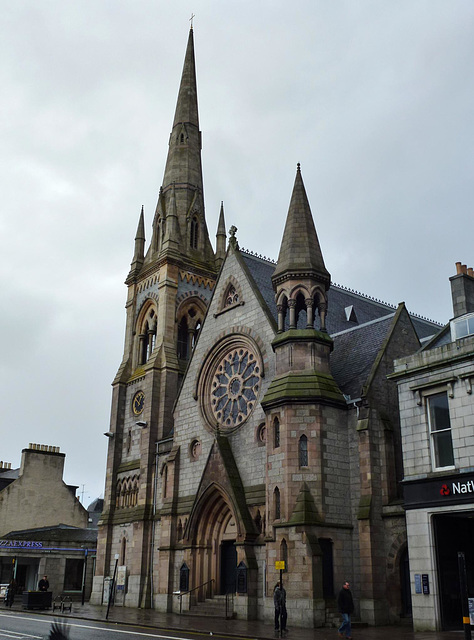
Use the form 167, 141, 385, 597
220, 541, 237, 594
400, 548, 412, 617
434, 513, 474, 630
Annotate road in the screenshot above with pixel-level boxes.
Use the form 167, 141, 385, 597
0, 611, 237, 640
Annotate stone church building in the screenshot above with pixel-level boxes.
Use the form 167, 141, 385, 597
92, 28, 440, 627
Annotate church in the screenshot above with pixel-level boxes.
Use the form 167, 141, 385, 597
91, 27, 440, 628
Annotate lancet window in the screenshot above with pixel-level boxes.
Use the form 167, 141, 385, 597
274, 487, 281, 520
138, 307, 157, 366
190, 216, 199, 249
299, 434, 308, 467
276, 288, 328, 332
115, 474, 140, 509
177, 303, 204, 362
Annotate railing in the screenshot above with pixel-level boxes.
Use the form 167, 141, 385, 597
175, 579, 215, 614
225, 589, 234, 619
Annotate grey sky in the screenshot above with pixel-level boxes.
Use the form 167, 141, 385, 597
1, 1, 473, 504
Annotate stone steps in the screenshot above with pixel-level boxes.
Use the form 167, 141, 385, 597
183, 594, 231, 618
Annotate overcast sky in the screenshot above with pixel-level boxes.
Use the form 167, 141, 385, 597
1, 1, 473, 505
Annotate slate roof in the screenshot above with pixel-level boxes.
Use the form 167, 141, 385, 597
241, 250, 443, 399
331, 315, 395, 399
4, 524, 97, 544
0, 467, 19, 492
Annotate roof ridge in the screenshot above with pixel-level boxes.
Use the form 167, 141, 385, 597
240, 252, 442, 327
240, 247, 277, 264
331, 312, 396, 337
331, 281, 442, 326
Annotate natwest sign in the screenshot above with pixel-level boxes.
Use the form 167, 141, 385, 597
440, 480, 474, 496
404, 473, 474, 510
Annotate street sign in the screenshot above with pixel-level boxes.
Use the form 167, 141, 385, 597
275, 561, 285, 570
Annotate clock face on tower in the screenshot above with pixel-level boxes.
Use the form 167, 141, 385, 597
132, 390, 145, 416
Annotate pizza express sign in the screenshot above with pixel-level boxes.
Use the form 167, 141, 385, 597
0, 540, 43, 549
404, 473, 474, 510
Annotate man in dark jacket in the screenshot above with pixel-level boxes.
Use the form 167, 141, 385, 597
38, 575, 49, 592
337, 581, 354, 639
273, 581, 287, 634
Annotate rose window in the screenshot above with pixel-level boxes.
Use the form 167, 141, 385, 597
210, 348, 261, 428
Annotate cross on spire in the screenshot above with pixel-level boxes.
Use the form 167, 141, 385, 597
189, 13, 195, 29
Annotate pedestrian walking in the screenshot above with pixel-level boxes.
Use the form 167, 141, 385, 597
274, 581, 287, 635
337, 580, 354, 639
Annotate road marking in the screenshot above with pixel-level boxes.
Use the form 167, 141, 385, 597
0, 612, 211, 639
0, 631, 42, 639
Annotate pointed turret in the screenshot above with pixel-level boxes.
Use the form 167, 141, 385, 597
146, 28, 215, 268
126, 206, 145, 281
272, 163, 330, 287
215, 201, 227, 269
272, 164, 330, 332
262, 165, 344, 409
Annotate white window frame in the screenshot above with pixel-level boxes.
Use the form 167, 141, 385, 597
451, 312, 474, 341
426, 390, 455, 471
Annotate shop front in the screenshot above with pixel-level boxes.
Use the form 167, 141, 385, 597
404, 471, 474, 631
0, 527, 97, 604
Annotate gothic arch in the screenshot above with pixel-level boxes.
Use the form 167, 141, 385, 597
176, 297, 207, 361
135, 299, 158, 366
182, 483, 240, 595
386, 534, 410, 620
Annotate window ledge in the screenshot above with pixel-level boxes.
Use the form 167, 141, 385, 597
214, 301, 245, 318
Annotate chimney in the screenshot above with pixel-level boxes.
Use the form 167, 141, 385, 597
450, 262, 474, 318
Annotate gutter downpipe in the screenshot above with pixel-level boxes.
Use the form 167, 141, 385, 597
150, 441, 159, 609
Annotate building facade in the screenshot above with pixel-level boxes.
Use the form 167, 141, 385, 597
0, 444, 97, 600
392, 262, 474, 632
92, 27, 441, 628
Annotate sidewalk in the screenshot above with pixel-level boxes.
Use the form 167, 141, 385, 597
3, 601, 465, 640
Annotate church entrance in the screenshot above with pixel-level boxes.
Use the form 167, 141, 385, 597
220, 540, 237, 594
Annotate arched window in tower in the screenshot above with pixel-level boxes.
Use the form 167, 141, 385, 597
115, 480, 122, 508
180, 133, 185, 144
299, 434, 308, 467
274, 487, 281, 520
156, 217, 162, 252
138, 307, 157, 365
280, 538, 288, 572
190, 216, 199, 249
120, 537, 127, 565
163, 464, 169, 499
177, 316, 189, 360
295, 291, 307, 329
131, 475, 139, 507
274, 417, 280, 449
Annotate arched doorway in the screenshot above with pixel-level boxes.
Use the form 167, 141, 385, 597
185, 485, 238, 596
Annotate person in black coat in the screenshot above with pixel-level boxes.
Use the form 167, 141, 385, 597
337, 581, 354, 639
273, 581, 287, 633
38, 575, 49, 592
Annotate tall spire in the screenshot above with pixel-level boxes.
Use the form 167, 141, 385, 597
215, 201, 227, 269
147, 27, 215, 268
172, 28, 199, 129
272, 164, 330, 287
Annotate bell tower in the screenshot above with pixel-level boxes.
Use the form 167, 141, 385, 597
261, 165, 345, 626
92, 27, 222, 608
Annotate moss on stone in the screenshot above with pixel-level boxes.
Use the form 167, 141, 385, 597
262, 371, 345, 408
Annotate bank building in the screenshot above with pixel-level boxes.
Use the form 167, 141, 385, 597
91, 27, 441, 628
392, 263, 474, 632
